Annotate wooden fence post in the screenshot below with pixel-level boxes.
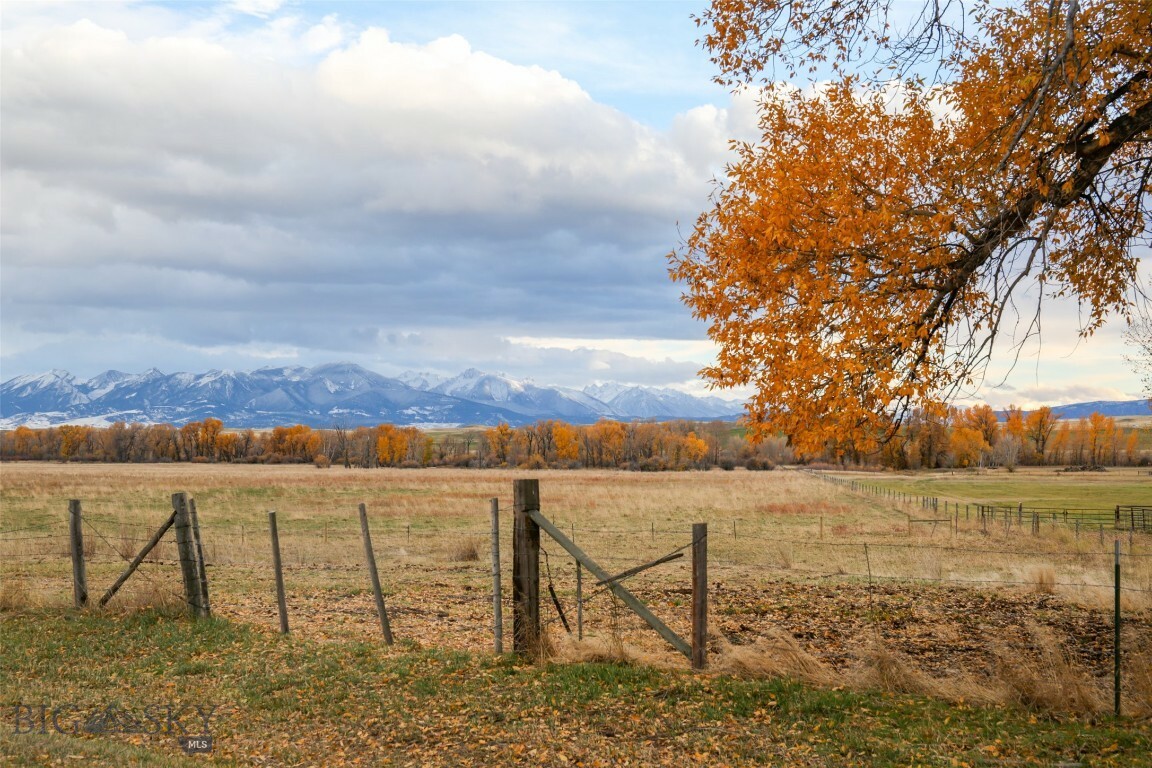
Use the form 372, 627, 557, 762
358, 503, 394, 644
189, 498, 211, 617
572, 522, 583, 640
513, 479, 541, 656
490, 498, 503, 654
172, 493, 207, 618
576, 559, 584, 641
269, 511, 289, 634
69, 500, 88, 608
692, 523, 708, 670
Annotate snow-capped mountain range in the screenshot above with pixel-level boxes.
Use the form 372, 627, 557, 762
0, 363, 747, 429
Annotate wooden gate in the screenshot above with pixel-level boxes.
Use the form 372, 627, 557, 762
511, 479, 708, 668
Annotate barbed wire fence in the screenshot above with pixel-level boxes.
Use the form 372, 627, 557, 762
2, 485, 1150, 714
3, 509, 1148, 602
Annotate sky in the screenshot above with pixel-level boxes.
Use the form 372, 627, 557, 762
0, 0, 1146, 409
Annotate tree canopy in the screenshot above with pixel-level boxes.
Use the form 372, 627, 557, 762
670, 0, 1151, 455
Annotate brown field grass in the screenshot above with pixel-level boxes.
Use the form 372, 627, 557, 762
2, 461, 1150, 716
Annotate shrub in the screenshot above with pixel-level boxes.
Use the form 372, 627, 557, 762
314, 454, 331, 469
447, 538, 483, 562
1029, 566, 1056, 594
520, 455, 548, 470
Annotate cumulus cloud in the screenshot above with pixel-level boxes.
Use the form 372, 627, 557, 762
303, 14, 344, 53
0, 5, 753, 389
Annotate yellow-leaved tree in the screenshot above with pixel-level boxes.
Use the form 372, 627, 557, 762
670, 0, 1150, 455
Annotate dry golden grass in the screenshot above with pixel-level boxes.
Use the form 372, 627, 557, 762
551, 636, 647, 666
0, 565, 181, 615
1125, 642, 1152, 718
0, 575, 37, 611
993, 622, 1105, 715
850, 639, 947, 697
712, 628, 838, 686
100, 579, 186, 615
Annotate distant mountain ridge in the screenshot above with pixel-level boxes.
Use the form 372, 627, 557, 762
0, 363, 746, 429
1046, 399, 1151, 420
2, 364, 1145, 429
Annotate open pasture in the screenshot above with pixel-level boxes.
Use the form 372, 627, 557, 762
2, 462, 1150, 766
823, 465, 1152, 511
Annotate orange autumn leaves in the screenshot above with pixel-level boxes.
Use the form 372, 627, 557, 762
671, 0, 1151, 456
673, 78, 963, 454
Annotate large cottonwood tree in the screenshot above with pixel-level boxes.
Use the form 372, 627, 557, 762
670, 0, 1151, 454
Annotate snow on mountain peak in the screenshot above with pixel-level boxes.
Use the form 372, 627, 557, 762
584, 382, 634, 402
395, 371, 446, 390
433, 370, 526, 401
196, 369, 236, 386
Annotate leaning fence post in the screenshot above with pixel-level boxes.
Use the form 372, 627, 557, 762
358, 503, 394, 645
490, 497, 503, 654
692, 522, 708, 670
513, 479, 541, 656
173, 492, 206, 618
576, 559, 584, 641
571, 522, 584, 640
188, 498, 211, 617
269, 511, 289, 634
69, 500, 88, 608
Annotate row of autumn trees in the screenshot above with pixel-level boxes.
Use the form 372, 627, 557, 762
877, 405, 1143, 470
1, 407, 1145, 469
0, 419, 790, 471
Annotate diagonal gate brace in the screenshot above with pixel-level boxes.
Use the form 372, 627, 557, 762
527, 509, 691, 658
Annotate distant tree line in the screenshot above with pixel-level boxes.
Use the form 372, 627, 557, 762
2, 407, 1142, 470
0, 419, 791, 471
820, 405, 1146, 469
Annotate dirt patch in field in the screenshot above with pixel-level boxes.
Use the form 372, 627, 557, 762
706, 579, 1127, 676
195, 564, 1150, 712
